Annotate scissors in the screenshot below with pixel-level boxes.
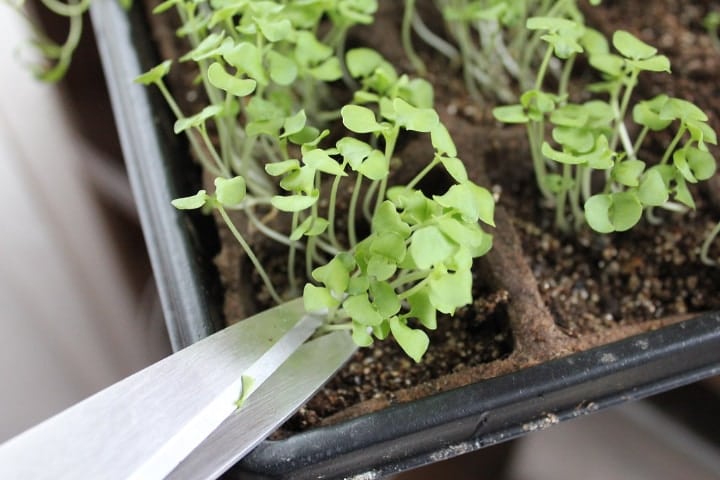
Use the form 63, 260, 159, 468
0, 298, 356, 479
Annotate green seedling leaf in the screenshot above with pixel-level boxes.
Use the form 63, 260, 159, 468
357, 149, 389, 180
348, 275, 370, 296
552, 126, 595, 153
627, 56, 670, 73
638, 168, 669, 206
171, 190, 208, 210
430, 123, 457, 157
686, 120, 718, 149
407, 290, 436, 330
271, 192, 319, 212
341, 105, 383, 133
581, 27, 609, 56
303, 284, 340, 312
265, 159, 300, 177
435, 182, 495, 226
428, 269, 472, 315
351, 322, 374, 347
550, 104, 589, 127
370, 281, 401, 318
295, 31, 333, 67
686, 147, 717, 181
223, 42, 268, 85
613, 30, 657, 59
373, 321, 390, 341
674, 177, 696, 209
440, 156, 468, 183
291, 216, 328, 240
610, 192, 643, 231
135, 60, 172, 85
541, 142, 584, 165
313, 254, 352, 295
279, 165, 315, 193
174, 105, 223, 134
633, 95, 672, 130
344, 294, 383, 326
372, 201, 411, 238
346, 47, 384, 78
400, 78, 434, 109
310, 57, 343, 81
526, 16, 580, 33
437, 217, 483, 249
389, 317, 429, 363
267, 51, 298, 85
659, 98, 708, 122
257, 18, 292, 42
207, 62, 257, 97
584, 135, 615, 170
542, 32, 583, 59
613, 159, 646, 187
585, 192, 643, 233
367, 256, 396, 281
584, 194, 614, 233
337, 137, 373, 168
673, 148, 696, 183
543, 173, 573, 194
520, 90, 557, 118
180, 32, 226, 62
409, 226, 455, 269
589, 53, 624, 77
393, 98, 439, 133
370, 231, 407, 261
214, 176, 246, 206
492, 104, 529, 124
290, 126, 322, 146
303, 149, 346, 176
281, 110, 307, 138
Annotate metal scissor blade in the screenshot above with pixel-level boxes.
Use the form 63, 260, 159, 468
168, 329, 357, 479
0, 298, 324, 480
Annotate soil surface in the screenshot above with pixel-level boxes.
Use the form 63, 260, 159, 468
143, 0, 720, 433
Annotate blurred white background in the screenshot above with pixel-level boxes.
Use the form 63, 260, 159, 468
0, 5, 170, 442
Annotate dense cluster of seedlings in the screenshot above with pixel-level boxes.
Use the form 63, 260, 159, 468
12, 0, 718, 358
136, 0, 719, 355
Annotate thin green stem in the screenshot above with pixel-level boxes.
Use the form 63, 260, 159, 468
391, 269, 430, 290
554, 164, 571, 232
328, 162, 349, 250
155, 80, 222, 177
217, 205, 283, 304
199, 126, 230, 177
398, 275, 431, 301
406, 156, 441, 191
660, 125, 687, 165
701, 221, 720, 266
288, 212, 300, 297
348, 174, 363, 248
402, 0, 426, 74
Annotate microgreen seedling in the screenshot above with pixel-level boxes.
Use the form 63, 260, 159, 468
138, 1, 495, 361
494, 24, 718, 236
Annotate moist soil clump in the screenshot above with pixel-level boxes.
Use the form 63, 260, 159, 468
142, 0, 720, 432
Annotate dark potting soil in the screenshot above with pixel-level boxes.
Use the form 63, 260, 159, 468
143, 0, 720, 432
